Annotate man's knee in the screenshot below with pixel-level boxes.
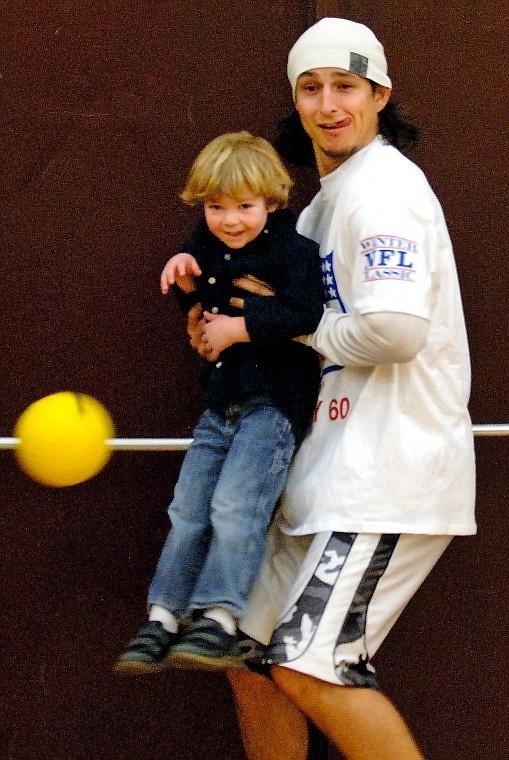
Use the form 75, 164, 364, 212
270, 664, 314, 701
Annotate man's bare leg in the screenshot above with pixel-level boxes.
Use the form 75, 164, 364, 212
272, 666, 426, 760
227, 669, 309, 760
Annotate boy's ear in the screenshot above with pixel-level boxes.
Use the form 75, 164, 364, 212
267, 202, 279, 213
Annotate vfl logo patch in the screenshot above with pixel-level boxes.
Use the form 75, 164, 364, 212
360, 235, 417, 283
321, 251, 346, 312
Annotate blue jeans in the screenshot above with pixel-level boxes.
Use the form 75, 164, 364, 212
148, 399, 295, 620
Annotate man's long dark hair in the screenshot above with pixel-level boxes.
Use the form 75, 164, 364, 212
274, 92, 421, 167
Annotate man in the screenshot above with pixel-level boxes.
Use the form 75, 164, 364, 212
174, 17, 476, 760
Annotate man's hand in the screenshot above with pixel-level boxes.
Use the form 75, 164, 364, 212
187, 302, 206, 352
230, 274, 275, 308
161, 253, 202, 294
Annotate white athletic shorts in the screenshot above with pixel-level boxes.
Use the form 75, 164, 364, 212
240, 513, 451, 687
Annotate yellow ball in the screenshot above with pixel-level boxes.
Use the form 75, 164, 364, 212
14, 392, 115, 487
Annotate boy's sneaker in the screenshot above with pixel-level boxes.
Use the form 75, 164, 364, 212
113, 621, 178, 674
167, 617, 246, 671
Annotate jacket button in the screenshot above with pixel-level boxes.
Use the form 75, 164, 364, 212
208, 276, 216, 284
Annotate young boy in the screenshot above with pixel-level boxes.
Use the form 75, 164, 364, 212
115, 131, 324, 672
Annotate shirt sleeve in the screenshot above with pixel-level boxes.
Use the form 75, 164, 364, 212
170, 222, 206, 315
170, 286, 201, 314
307, 183, 437, 365
307, 311, 429, 366
348, 196, 438, 320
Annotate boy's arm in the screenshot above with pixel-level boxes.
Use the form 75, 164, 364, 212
161, 221, 206, 316
162, 253, 202, 316
160, 219, 209, 314
161, 252, 201, 294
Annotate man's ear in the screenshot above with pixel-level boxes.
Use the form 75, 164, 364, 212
375, 85, 392, 112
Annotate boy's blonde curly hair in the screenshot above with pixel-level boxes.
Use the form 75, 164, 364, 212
180, 131, 293, 207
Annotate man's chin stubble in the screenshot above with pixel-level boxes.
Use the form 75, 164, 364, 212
320, 145, 358, 162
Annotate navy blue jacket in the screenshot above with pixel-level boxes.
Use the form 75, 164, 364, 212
173, 208, 324, 442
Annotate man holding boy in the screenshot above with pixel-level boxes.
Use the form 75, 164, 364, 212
184, 18, 475, 760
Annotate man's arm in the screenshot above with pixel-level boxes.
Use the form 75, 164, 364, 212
307, 311, 429, 366
241, 240, 324, 344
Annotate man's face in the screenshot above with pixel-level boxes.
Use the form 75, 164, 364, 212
294, 67, 391, 176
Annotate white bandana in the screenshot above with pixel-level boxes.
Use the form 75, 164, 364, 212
288, 17, 392, 95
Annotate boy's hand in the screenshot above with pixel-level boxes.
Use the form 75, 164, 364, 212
200, 312, 249, 361
160, 253, 202, 294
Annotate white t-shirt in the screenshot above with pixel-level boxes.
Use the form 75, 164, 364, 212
281, 137, 476, 536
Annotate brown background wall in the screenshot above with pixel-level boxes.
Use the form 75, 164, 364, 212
0, 1, 507, 759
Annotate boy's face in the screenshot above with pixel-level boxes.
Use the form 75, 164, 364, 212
204, 190, 277, 249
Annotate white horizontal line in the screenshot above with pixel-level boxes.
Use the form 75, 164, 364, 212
1, 425, 508, 451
